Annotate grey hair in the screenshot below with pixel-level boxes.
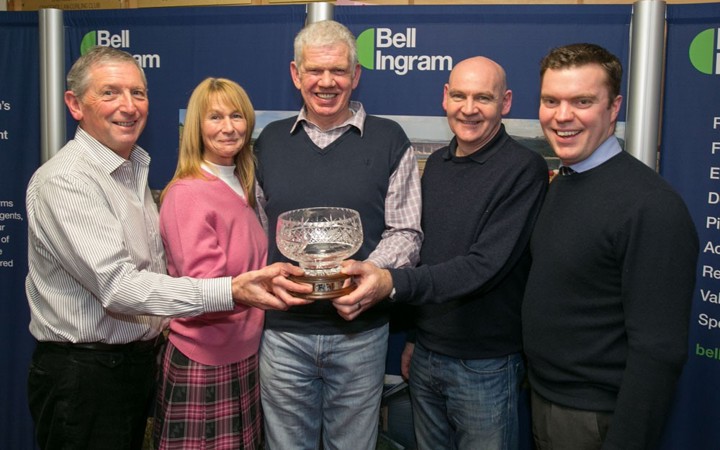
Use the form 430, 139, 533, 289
66, 46, 147, 99
293, 20, 358, 69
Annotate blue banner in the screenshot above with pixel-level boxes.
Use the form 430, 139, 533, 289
64, 5, 306, 189
0, 11, 40, 450
336, 5, 630, 175
337, 5, 630, 120
660, 4, 720, 449
63, 5, 631, 190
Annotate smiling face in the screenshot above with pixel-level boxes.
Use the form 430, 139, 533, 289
290, 43, 361, 130
64, 61, 148, 159
539, 64, 622, 166
201, 99, 247, 166
442, 57, 511, 156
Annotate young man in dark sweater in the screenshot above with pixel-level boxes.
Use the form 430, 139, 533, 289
335, 56, 548, 449
522, 43, 699, 450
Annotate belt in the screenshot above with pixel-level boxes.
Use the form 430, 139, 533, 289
37, 335, 165, 353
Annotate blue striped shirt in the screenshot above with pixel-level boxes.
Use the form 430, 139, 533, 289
26, 128, 233, 344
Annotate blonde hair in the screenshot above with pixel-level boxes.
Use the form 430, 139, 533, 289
161, 77, 256, 207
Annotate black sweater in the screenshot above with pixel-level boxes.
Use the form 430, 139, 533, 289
523, 150, 699, 450
390, 125, 548, 359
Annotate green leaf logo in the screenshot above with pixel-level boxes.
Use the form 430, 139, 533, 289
689, 28, 717, 75
80, 31, 97, 56
356, 28, 375, 70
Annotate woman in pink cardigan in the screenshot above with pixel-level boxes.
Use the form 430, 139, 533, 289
153, 78, 267, 449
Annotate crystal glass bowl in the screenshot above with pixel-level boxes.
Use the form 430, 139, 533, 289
276, 207, 363, 276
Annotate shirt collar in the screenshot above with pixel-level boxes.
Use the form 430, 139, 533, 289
442, 124, 507, 164
75, 126, 150, 174
568, 135, 622, 173
290, 101, 366, 136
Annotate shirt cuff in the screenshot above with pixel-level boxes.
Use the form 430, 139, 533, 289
199, 277, 234, 313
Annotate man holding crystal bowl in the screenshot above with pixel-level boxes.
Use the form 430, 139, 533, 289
254, 19, 422, 450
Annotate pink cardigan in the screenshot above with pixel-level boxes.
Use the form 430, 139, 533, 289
159, 175, 266, 366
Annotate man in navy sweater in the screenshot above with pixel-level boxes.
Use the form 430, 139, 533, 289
335, 56, 548, 449
522, 43, 699, 450
254, 20, 422, 450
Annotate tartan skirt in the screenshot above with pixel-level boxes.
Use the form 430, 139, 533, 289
152, 341, 263, 449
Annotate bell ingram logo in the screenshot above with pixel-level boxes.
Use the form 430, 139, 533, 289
356, 27, 452, 76
80, 30, 161, 69
689, 28, 720, 74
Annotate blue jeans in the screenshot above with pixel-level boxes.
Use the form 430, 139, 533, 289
259, 325, 388, 450
409, 343, 525, 450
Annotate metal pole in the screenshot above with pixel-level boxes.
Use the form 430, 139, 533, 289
306, 2, 334, 25
625, 0, 666, 170
39, 8, 65, 164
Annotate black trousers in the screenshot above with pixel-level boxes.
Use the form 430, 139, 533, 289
530, 389, 613, 450
28, 341, 159, 450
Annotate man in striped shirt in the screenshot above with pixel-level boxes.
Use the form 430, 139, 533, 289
25, 46, 310, 450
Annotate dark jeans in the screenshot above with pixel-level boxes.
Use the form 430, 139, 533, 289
27, 341, 158, 450
409, 343, 525, 450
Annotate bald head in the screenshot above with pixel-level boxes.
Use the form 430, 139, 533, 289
449, 56, 507, 92
443, 56, 512, 156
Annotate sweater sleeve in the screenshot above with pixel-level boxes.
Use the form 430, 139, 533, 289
603, 189, 699, 450
160, 181, 229, 280
390, 153, 548, 305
